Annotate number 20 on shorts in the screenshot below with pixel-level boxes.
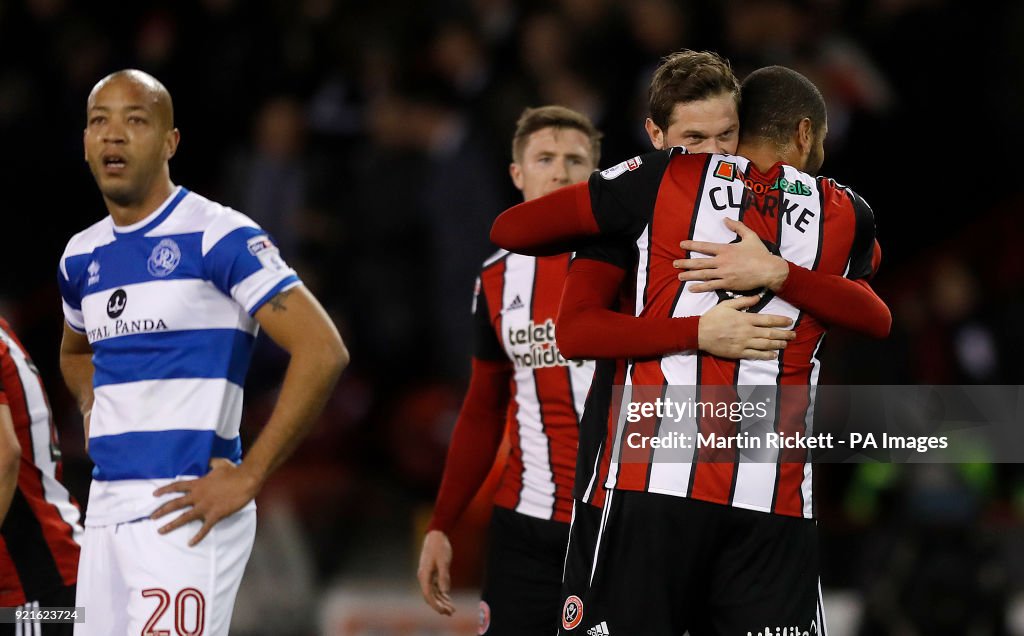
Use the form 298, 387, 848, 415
141, 588, 205, 636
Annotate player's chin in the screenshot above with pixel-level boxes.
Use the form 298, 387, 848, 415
98, 181, 139, 206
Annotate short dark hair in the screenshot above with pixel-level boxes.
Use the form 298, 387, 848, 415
511, 105, 602, 165
648, 50, 740, 131
738, 66, 826, 147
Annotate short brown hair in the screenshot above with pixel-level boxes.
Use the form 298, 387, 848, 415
648, 50, 740, 131
511, 105, 602, 165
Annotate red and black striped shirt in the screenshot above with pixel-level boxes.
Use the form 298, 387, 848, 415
475, 252, 595, 522
0, 318, 82, 606
581, 149, 877, 518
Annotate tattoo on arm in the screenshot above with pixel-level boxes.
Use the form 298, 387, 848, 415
268, 288, 294, 312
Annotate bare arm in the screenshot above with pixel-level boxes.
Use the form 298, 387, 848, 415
240, 285, 349, 479
59, 324, 94, 444
0, 405, 19, 525
152, 285, 349, 545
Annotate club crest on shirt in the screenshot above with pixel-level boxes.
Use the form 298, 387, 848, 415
147, 238, 181, 277
562, 595, 583, 630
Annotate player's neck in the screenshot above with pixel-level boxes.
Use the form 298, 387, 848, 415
105, 179, 176, 227
736, 142, 803, 174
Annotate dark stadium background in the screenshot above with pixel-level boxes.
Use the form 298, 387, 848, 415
1, 0, 1022, 633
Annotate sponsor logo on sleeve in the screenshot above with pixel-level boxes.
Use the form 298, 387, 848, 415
246, 235, 287, 272
600, 156, 643, 180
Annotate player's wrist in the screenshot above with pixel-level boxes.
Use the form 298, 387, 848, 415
765, 256, 790, 292
236, 459, 269, 494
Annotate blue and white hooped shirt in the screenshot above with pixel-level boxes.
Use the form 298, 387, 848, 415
58, 186, 300, 526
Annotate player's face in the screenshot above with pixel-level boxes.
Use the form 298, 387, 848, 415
646, 92, 739, 154
84, 77, 178, 207
510, 127, 596, 201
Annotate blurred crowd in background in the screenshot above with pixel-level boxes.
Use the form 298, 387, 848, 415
1, 0, 1023, 633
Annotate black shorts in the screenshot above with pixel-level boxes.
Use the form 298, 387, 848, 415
559, 499, 604, 630
479, 506, 570, 636
559, 491, 824, 636
0, 585, 76, 636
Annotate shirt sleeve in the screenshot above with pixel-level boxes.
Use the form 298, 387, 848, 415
777, 264, 892, 338
574, 236, 637, 272
489, 182, 599, 255
57, 256, 86, 333
489, 149, 674, 255
427, 356, 513, 534
203, 224, 301, 315
587, 149, 675, 240
774, 187, 890, 338
844, 188, 878, 281
556, 257, 700, 360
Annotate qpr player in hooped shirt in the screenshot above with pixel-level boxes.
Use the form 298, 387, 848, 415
58, 70, 347, 636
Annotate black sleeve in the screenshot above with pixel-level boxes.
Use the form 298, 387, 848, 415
844, 188, 877, 280
588, 148, 674, 240
574, 237, 636, 272
472, 276, 506, 361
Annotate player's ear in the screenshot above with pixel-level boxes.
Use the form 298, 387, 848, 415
165, 128, 180, 160
645, 118, 665, 150
509, 162, 525, 192
83, 130, 88, 162
796, 118, 813, 154
791, 117, 814, 167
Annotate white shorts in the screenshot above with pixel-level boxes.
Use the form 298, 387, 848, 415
73, 509, 256, 636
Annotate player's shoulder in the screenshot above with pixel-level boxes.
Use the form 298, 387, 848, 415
158, 190, 261, 255
60, 216, 115, 281
667, 149, 742, 180
814, 173, 873, 215
61, 216, 114, 260
596, 147, 679, 182
144, 189, 256, 240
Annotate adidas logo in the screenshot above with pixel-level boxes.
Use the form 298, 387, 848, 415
587, 622, 610, 635
505, 294, 525, 311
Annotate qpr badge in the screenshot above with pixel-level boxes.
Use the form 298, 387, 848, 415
562, 595, 583, 630
147, 238, 181, 277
